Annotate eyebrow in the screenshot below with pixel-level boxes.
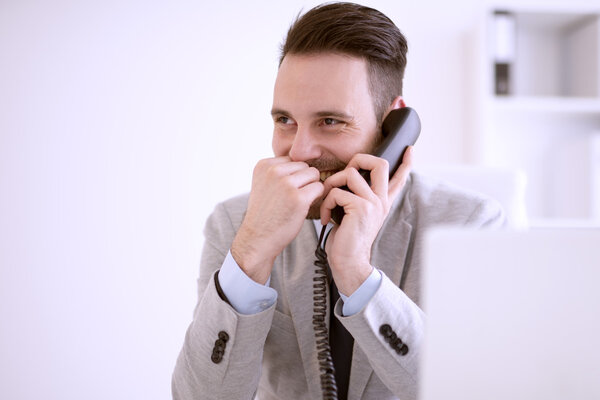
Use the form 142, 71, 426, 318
270, 108, 353, 120
270, 108, 290, 117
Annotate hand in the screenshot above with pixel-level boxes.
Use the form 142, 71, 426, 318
319, 147, 413, 296
231, 156, 324, 284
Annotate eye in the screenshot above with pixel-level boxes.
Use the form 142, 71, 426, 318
323, 118, 339, 126
275, 115, 295, 125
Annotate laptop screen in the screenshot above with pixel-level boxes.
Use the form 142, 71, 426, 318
420, 227, 600, 400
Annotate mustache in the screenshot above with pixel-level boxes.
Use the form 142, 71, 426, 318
306, 158, 346, 171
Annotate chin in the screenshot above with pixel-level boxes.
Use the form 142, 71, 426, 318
306, 206, 321, 220
305, 198, 323, 220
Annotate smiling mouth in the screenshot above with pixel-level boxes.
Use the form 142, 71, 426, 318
319, 170, 338, 182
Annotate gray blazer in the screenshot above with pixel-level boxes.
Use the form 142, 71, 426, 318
173, 172, 505, 400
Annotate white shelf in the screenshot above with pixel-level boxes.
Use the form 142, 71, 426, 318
529, 218, 600, 229
488, 10, 600, 98
490, 96, 600, 113
474, 8, 600, 221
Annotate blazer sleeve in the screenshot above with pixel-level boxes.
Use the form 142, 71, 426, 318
464, 196, 506, 229
335, 274, 423, 399
172, 200, 276, 400
333, 196, 505, 399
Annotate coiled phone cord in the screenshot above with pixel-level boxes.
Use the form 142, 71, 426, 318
312, 224, 338, 400
312, 217, 412, 399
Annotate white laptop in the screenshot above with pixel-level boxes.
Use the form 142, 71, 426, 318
420, 227, 600, 400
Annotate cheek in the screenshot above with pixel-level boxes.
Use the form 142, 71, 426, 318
271, 132, 291, 157
329, 148, 351, 164
364, 131, 381, 154
332, 137, 375, 164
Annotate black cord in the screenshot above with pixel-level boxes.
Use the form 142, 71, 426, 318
312, 221, 410, 400
313, 225, 338, 400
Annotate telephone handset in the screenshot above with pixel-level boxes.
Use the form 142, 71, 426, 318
312, 107, 421, 400
330, 107, 421, 224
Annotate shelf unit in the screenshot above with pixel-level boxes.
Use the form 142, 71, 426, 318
491, 97, 600, 113
469, 6, 600, 221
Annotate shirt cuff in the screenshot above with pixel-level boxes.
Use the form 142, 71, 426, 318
339, 268, 382, 316
218, 250, 277, 315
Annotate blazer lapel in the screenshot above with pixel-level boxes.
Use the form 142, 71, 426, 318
282, 179, 415, 400
372, 217, 414, 286
283, 220, 325, 400
347, 342, 373, 400
349, 184, 414, 400
373, 177, 414, 286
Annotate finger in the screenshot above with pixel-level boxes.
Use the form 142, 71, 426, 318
298, 180, 325, 205
260, 159, 311, 178
388, 146, 414, 202
271, 155, 292, 163
256, 155, 291, 168
344, 153, 389, 198
254, 157, 293, 176
323, 167, 375, 201
320, 187, 356, 225
287, 166, 320, 189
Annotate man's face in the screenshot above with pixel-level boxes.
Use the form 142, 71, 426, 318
271, 53, 380, 219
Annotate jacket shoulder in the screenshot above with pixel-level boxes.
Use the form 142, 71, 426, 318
203, 193, 249, 247
216, 193, 249, 227
406, 172, 505, 228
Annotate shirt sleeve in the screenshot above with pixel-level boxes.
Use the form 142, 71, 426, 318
339, 267, 382, 316
217, 250, 278, 315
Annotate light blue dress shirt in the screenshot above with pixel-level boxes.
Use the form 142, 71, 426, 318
219, 221, 382, 316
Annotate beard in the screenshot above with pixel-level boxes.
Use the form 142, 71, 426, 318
297, 134, 380, 220
306, 198, 324, 220
303, 157, 346, 220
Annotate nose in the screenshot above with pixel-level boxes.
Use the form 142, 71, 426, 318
288, 125, 321, 162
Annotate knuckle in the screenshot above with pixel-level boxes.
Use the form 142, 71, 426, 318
253, 159, 267, 174
362, 200, 374, 213
331, 187, 344, 196
281, 176, 296, 191
269, 163, 284, 177
346, 167, 360, 181
255, 158, 279, 177
258, 157, 274, 167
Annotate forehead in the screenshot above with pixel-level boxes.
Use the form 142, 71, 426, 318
273, 53, 373, 115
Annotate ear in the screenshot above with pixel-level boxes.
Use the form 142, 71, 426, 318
389, 96, 406, 110
380, 96, 406, 123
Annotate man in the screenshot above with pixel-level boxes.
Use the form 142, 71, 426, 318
173, 3, 504, 400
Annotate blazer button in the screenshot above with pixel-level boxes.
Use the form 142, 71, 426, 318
380, 323, 409, 356
210, 330, 229, 364
392, 337, 403, 349
214, 338, 226, 350
379, 324, 392, 336
211, 352, 223, 363
218, 331, 229, 342
388, 331, 398, 342
399, 344, 409, 356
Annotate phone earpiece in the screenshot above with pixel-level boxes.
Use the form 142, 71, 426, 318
329, 107, 420, 225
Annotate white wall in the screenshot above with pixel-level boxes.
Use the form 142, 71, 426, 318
0, 0, 594, 399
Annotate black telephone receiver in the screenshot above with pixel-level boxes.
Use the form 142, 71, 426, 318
312, 107, 421, 399
330, 107, 421, 224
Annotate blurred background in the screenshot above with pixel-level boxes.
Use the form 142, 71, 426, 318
1, 0, 598, 399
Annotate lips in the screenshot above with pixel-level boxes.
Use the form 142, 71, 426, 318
319, 170, 338, 182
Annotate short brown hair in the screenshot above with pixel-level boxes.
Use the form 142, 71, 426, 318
279, 2, 408, 124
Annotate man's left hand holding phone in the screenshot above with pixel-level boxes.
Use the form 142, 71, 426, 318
223, 147, 413, 307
